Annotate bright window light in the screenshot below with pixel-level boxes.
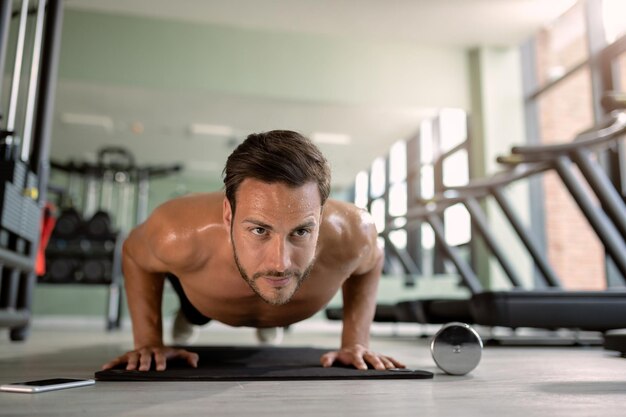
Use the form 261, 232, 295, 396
389, 230, 407, 250
444, 204, 471, 246
439, 108, 467, 152
370, 157, 386, 199
603, 0, 626, 43
370, 198, 386, 233
354, 171, 369, 209
389, 140, 407, 184
388, 183, 407, 217
443, 149, 469, 188
420, 120, 434, 164
422, 223, 435, 249
421, 165, 434, 199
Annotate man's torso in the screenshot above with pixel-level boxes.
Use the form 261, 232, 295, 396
153, 192, 369, 328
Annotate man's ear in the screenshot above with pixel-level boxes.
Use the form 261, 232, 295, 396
223, 197, 233, 228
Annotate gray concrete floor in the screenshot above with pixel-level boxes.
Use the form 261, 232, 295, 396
1, 319, 625, 417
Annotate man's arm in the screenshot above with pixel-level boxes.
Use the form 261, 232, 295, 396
101, 222, 198, 372
320, 213, 405, 370
123, 241, 165, 349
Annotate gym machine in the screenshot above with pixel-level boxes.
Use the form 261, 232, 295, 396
386, 101, 626, 333
39, 147, 182, 330
0, 0, 63, 341
327, 96, 626, 342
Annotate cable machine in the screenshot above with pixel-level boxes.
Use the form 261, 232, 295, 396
0, 0, 63, 341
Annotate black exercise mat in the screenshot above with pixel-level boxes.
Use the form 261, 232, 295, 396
604, 333, 626, 356
95, 346, 433, 381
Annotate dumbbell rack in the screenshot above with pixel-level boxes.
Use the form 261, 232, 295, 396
38, 210, 124, 330
40, 150, 180, 330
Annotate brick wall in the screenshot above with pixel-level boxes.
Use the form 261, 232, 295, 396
533, 6, 606, 290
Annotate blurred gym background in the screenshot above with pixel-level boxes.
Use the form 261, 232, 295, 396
1, 0, 626, 341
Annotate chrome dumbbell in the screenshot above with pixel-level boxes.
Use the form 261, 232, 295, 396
430, 322, 483, 375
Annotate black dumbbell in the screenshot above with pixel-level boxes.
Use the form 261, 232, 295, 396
82, 258, 112, 283
430, 322, 483, 375
47, 257, 80, 282
86, 211, 113, 237
53, 208, 82, 238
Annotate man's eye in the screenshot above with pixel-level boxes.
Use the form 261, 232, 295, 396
251, 227, 266, 236
293, 229, 310, 237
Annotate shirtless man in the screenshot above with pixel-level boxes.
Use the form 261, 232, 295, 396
102, 130, 405, 372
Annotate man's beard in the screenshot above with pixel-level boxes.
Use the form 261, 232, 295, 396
231, 232, 315, 306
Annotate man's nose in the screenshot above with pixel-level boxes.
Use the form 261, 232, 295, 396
267, 237, 292, 272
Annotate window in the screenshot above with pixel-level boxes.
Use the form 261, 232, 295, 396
388, 141, 407, 184
602, 0, 626, 44
443, 149, 469, 188
534, 1, 588, 87
370, 157, 386, 199
354, 171, 369, 209
522, 0, 626, 289
537, 66, 594, 142
439, 108, 467, 152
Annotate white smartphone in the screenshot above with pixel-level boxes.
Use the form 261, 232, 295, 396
0, 378, 95, 393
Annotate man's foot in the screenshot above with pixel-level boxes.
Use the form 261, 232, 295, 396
256, 327, 284, 346
172, 309, 200, 345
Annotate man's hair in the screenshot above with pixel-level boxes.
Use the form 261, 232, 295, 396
223, 130, 331, 213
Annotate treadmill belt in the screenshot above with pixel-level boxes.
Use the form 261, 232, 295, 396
470, 290, 626, 331
95, 346, 433, 381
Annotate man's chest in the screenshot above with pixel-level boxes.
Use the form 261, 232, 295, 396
172, 262, 350, 327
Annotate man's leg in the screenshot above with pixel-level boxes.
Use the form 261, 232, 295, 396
256, 327, 284, 345
165, 274, 211, 345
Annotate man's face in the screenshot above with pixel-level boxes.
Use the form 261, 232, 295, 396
223, 178, 322, 305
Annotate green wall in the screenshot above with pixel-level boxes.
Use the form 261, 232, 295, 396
35, 8, 473, 319
58, 9, 469, 108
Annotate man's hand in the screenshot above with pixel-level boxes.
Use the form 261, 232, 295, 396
320, 344, 406, 370
101, 346, 199, 372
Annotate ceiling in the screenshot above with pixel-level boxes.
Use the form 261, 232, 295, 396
50, 0, 578, 190
52, 81, 434, 187
65, 0, 577, 47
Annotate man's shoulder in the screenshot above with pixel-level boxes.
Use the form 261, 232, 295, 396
317, 200, 380, 274
156, 191, 223, 216
129, 191, 226, 269
320, 200, 377, 249
323, 199, 375, 230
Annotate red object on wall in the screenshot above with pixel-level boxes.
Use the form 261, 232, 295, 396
35, 203, 56, 276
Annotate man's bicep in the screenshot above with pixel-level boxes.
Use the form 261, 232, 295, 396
122, 226, 169, 274
350, 223, 383, 277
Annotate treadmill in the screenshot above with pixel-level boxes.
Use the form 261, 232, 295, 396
334, 101, 626, 334
397, 108, 626, 332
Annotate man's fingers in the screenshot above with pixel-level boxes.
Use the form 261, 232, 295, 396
364, 352, 385, 370
320, 352, 337, 368
320, 348, 406, 371
178, 350, 199, 368
153, 350, 167, 371
102, 357, 123, 370
103, 347, 200, 373
163, 348, 199, 368
188, 352, 199, 368
388, 356, 406, 369
138, 350, 153, 371
352, 355, 368, 370
380, 356, 397, 370
125, 351, 139, 371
